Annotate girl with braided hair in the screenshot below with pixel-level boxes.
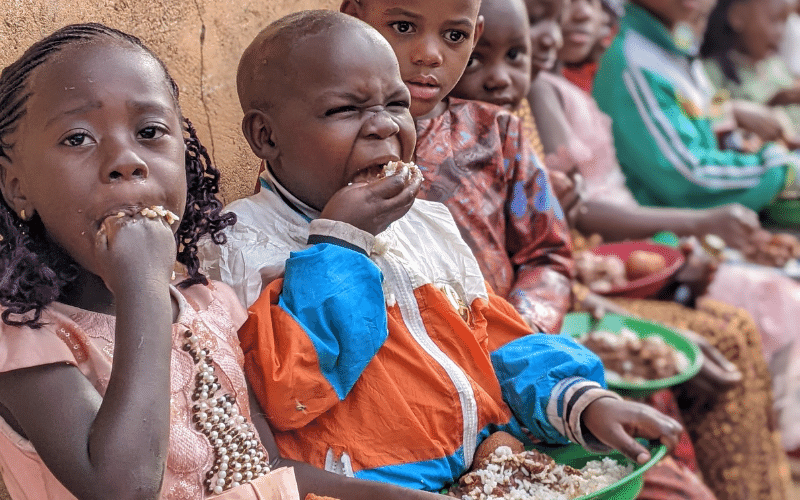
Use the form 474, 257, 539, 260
0, 23, 439, 500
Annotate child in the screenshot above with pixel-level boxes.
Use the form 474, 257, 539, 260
341, 0, 575, 335
218, 9, 682, 493
701, 0, 800, 136
0, 23, 438, 500
492, 0, 795, 496
593, 0, 800, 213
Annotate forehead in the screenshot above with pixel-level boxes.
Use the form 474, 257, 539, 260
480, 0, 530, 38
283, 29, 404, 97
26, 42, 177, 120
525, 0, 568, 17
365, 0, 482, 22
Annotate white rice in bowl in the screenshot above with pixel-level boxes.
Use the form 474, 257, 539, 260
448, 445, 633, 500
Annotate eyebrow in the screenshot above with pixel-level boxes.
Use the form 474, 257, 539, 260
45, 101, 102, 128
45, 99, 175, 129
383, 7, 475, 29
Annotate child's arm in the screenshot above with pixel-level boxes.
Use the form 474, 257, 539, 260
246, 389, 444, 500
482, 292, 681, 461
500, 115, 574, 334
0, 215, 176, 499
595, 65, 793, 212
240, 223, 388, 431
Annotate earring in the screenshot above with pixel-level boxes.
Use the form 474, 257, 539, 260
19, 209, 26, 221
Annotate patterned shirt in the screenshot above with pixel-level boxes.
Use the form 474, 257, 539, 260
415, 97, 573, 333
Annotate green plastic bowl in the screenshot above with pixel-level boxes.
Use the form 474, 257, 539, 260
531, 440, 668, 500
442, 440, 667, 499
559, 311, 593, 337
762, 198, 800, 228
587, 314, 703, 399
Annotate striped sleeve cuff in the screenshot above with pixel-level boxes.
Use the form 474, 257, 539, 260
546, 377, 622, 453
307, 219, 375, 255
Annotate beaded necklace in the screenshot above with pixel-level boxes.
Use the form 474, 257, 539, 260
182, 329, 271, 495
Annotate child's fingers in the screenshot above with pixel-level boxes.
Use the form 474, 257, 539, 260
368, 172, 408, 200
608, 428, 652, 465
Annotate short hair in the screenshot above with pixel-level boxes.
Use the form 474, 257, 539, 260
236, 10, 378, 113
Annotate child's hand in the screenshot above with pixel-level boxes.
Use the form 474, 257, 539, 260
581, 397, 682, 465
94, 209, 178, 295
548, 169, 585, 226
320, 165, 421, 235
696, 203, 760, 251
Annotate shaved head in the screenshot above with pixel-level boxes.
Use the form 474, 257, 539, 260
237, 10, 388, 113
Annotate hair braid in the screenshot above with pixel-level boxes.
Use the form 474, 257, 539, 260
0, 23, 235, 327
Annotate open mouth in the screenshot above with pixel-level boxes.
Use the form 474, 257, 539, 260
98, 205, 179, 230
350, 161, 423, 185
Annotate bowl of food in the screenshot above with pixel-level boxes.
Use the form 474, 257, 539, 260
576, 241, 685, 299
762, 197, 800, 228
448, 438, 667, 500
574, 314, 703, 399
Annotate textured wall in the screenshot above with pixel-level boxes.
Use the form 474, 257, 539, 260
0, 0, 338, 203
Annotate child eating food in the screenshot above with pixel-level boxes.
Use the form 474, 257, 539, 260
207, 8, 683, 494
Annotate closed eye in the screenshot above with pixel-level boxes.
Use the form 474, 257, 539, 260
388, 100, 410, 109
325, 105, 358, 116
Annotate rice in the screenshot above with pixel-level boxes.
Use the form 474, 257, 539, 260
449, 446, 633, 500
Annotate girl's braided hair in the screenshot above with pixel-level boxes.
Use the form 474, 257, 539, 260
0, 23, 236, 327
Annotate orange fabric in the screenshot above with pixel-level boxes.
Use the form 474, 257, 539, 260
240, 280, 520, 473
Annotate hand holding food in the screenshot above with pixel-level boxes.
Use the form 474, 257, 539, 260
321, 161, 423, 235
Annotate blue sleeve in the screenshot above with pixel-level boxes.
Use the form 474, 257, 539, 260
279, 243, 388, 400
490, 333, 607, 444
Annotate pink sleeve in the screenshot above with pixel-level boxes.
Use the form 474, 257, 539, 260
0, 312, 80, 374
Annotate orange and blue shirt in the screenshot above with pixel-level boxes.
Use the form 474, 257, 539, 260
203, 171, 619, 491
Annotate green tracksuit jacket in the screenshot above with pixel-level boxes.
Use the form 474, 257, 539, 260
593, 3, 796, 212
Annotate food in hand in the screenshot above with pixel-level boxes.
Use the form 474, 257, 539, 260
305, 494, 340, 500
350, 160, 422, 185
744, 230, 800, 267
625, 250, 666, 281
449, 445, 633, 499
575, 251, 627, 293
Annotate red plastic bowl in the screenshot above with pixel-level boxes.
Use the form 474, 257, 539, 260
588, 241, 685, 299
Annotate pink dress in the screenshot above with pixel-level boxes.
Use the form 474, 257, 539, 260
0, 281, 300, 500
539, 70, 800, 452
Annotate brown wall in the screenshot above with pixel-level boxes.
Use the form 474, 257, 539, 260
0, 0, 338, 204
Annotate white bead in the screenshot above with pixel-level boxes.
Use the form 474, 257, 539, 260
232, 472, 243, 482
231, 482, 240, 488
218, 471, 227, 480
203, 422, 213, 431
214, 486, 223, 495
244, 471, 253, 480
217, 478, 226, 486
221, 455, 229, 463
219, 463, 228, 471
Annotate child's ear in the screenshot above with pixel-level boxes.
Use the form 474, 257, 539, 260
0, 160, 34, 221
241, 109, 279, 161
473, 15, 485, 50
340, 0, 363, 18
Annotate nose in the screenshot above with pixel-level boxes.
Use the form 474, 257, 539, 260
102, 136, 149, 182
571, 0, 592, 21
536, 22, 563, 51
411, 35, 444, 67
361, 108, 401, 139
484, 66, 511, 92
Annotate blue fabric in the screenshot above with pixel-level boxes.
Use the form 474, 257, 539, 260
279, 244, 387, 400
354, 421, 528, 491
490, 334, 606, 444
